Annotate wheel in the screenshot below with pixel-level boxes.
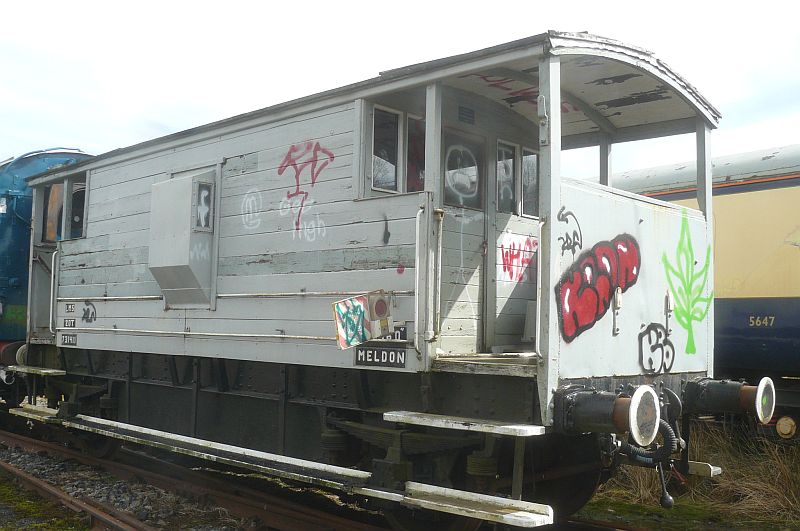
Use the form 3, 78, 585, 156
528, 433, 603, 519
384, 507, 483, 531
14, 343, 28, 366
77, 433, 121, 459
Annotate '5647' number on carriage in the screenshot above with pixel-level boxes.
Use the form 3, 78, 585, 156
748, 315, 775, 327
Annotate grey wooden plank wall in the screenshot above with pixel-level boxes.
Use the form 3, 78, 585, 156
494, 215, 539, 347
438, 207, 484, 354
56, 103, 423, 368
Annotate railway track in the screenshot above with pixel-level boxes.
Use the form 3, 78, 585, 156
0, 427, 386, 530
0, 426, 638, 530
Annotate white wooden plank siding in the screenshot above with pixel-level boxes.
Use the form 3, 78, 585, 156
55, 103, 425, 371
494, 214, 539, 348
439, 207, 485, 354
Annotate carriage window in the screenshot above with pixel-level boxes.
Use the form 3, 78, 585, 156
497, 142, 516, 213
406, 117, 425, 192
41, 183, 64, 243
372, 108, 399, 191
444, 133, 484, 209
69, 184, 86, 239
522, 149, 539, 217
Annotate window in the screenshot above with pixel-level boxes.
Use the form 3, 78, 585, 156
369, 105, 426, 194
372, 108, 399, 191
40, 175, 88, 243
444, 132, 484, 209
41, 183, 64, 243
406, 116, 425, 192
70, 184, 86, 238
497, 142, 516, 213
194, 181, 214, 231
522, 149, 539, 217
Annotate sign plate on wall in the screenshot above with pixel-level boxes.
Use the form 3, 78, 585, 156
355, 347, 407, 368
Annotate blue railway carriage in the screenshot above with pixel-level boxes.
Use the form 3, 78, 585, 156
0, 149, 92, 362
5, 32, 777, 527
618, 145, 800, 441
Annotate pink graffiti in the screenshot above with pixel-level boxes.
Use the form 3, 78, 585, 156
278, 141, 335, 231
556, 234, 641, 342
500, 236, 539, 282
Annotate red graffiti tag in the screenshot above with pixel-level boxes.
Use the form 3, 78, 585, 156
459, 73, 578, 113
556, 234, 641, 342
500, 236, 539, 282
278, 141, 335, 231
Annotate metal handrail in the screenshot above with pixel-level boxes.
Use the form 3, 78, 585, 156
48, 251, 59, 335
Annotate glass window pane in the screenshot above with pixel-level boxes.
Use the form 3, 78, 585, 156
69, 185, 86, 239
444, 133, 483, 209
406, 117, 425, 192
522, 150, 539, 217
497, 143, 516, 213
372, 109, 399, 191
42, 183, 64, 243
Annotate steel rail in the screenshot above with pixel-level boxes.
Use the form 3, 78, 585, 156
0, 427, 386, 531
0, 458, 155, 531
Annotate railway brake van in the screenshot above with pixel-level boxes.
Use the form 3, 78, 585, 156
10, 32, 775, 527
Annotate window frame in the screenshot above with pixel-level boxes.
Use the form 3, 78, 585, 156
370, 104, 403, 194
496, 139, 519, 214
520, 147, 540, 219
405, 113, 426, 193
39, 172, 89, 243
443, 128, 486, 210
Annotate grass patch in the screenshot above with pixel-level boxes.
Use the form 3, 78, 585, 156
579, 421, 800, 529
0, 471, 88, 530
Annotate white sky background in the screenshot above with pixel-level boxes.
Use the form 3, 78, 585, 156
2, 1, 800, 177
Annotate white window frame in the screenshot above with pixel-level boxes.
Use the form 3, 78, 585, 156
370, 104, 404, 194
520, 147, 540, 219
405, 113, 425, 193
496, 139, 519, 215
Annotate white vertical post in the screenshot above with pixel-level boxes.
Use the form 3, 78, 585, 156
536, 56, 562, 425
599, 134, 612, 186
696, 117, 714, 377
352, 99, 367, 199
62, 177, 73, 240
425, 83, 443, 208
419, 83, 444, 363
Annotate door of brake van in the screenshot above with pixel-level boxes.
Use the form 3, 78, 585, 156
28, 177, 86, 346
28, 181, 64, 345
437, 129, 540, 355
439, 129, 487, 354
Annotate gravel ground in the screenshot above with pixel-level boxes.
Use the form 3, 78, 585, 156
0, 445, 260, 530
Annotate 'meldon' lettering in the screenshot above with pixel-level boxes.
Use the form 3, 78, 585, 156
355, 347, 407, 368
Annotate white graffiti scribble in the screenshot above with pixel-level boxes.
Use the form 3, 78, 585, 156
445, 145, 479, 203
448, 208, 483, 319
241, 189, 263, 230
293, 213, 327, 241
190, 242, 210, 261
279, 195, 305, 222
279, 198, 326, 241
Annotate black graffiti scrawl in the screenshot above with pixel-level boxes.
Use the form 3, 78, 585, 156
638, 322, 675, 375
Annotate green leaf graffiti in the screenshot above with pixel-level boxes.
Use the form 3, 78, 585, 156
662, 211, 713, 354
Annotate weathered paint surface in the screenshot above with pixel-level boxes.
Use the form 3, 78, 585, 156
556, 180, 711, 380
54, 103, 424, 370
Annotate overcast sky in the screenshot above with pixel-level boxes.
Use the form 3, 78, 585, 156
3, 1, 799, 176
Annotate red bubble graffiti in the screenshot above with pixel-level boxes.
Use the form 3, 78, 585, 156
556, 234, 641, 342
278, 141, 335, 231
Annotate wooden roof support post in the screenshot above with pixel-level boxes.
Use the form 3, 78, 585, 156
536, 55, 562, 426
425, 82, 443, 209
